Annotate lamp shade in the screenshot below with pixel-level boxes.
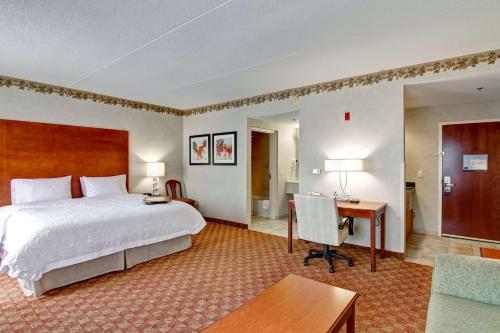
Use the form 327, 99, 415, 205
325, 159, 364, 172
146, 162, 165, 177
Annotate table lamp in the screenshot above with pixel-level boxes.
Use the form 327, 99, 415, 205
146, 162, 165, 196
324, 159, 364, 198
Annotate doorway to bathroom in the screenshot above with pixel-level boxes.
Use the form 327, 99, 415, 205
247, 111, 300, 238
250, 128, 276, 220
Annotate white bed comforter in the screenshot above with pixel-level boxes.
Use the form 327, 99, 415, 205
0, 194, 206, 281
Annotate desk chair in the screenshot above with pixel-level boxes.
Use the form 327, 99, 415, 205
165, 180, 196, 208
294, 194, 353, 273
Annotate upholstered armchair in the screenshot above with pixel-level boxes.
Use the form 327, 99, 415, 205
425, 254, 500, 333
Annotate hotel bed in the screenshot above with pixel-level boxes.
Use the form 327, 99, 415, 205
0, 119, 206, 297
0, 194, 206, 296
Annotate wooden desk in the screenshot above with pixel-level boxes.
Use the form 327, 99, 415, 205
480, 247, 500, 259
288, 200, 387, 272
202, 274, 359, 333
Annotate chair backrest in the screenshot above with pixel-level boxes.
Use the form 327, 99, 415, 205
294, 194, 346, 246
166, 180, 183, 199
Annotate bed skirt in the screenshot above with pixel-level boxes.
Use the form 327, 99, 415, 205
18, 235, 192, 297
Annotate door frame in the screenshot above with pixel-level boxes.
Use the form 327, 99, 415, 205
438, 118, 500, 237
248, 127, 278, 224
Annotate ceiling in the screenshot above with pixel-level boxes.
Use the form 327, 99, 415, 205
1, 1, 500, 109
405, 71, 500, 109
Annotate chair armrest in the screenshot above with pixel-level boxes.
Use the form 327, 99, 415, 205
432, 254, 500, 306
338, 217, 349, 230
338, 217, 354, 235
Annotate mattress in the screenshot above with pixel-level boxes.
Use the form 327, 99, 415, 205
0, 194, 206, 281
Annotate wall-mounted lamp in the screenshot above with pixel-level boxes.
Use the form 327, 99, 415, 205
146, 162, 165, 196
324, 159, 364, 196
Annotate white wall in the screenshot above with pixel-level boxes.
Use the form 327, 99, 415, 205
299, 82, 405, 251
4, 61, 500, 254
183, 62, 500, 254
405, 100, 500, 235
183, 82, 406, 252
182, 101, 298, 222
0, 87, 183, 194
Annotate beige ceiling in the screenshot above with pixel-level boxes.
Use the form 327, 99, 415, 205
405, 71, 500, 109
1, 1, 500, 109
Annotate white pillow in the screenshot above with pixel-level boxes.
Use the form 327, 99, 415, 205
80, 175, 127, 198
11, 176, 72, 204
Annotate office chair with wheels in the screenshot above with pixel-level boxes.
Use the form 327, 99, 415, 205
294, 193, 354, 273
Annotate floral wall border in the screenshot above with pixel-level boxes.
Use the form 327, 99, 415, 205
1, 49, 499, 117
185, 49, 500, 115
0, 75, 184, 116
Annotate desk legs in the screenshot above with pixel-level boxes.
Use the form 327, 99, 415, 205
370, 212, 386, 272
288, 203, 293, 253
380, 212, 385, 259
370, 213, 376, 272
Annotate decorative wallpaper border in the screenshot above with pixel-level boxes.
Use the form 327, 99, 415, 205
1, 49, 499, 116
0, 75, 184, 116
185, 49, 500, 115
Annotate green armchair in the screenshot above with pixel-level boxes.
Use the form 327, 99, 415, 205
425, 254, 500, 333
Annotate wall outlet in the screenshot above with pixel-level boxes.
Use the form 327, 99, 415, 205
417, 170, 424, 178
312, 169, 321, 175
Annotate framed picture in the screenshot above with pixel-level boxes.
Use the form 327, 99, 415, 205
212, 131, 237, 165
189, 134, 210, 165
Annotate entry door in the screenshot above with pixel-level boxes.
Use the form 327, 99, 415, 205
441, 121, 500, 241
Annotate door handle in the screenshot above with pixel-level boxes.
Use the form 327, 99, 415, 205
443, 176, 455, 193
443, 182, 455, 193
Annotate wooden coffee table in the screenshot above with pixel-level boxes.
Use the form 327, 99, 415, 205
480, 247, 500, 259
202, 274, 359, 333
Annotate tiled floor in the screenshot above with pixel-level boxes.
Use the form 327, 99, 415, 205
251, 217, 500, 268
249, 216, 297, 239
405, 233, 500, 266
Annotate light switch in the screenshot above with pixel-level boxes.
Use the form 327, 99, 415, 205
417, 170, 423, 178
312, 169, 321, 175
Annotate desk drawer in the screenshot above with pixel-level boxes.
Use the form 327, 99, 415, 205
338, 208, 373, 219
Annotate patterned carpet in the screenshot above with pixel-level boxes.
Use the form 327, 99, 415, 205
0, 223, 432, 332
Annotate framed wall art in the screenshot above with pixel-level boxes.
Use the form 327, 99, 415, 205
212, 131, 237, 165
189, 134, 210, 165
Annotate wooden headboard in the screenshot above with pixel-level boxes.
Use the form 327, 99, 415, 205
0, 119, 129, 206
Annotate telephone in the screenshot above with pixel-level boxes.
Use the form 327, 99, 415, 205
333, 191, 360, 203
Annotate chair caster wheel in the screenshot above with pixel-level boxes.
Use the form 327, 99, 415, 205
304, 261, 309, 267
348, 262, 354, 267
328, 266, 335, 273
